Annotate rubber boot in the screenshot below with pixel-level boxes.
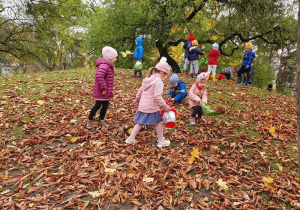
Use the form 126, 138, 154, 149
212, 75, 216, 81
237, 77, 242, 84
207, 73, 210, 80
243, 79, 249, 86
189, 116, 196, 125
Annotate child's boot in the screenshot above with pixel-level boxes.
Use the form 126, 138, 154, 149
207, 73, 210, 80
190, 73, 193, 78
200, 115, 206, 122
243, 79, 249, 86
98, 120, 109, 127
86, 119, 93, 129
157, 138, 170, 148
237, 77, 242, 84
194, 73, 198, 78
212, 75, 216, 81
189, 116, 196, 125
125, 137, 136, 144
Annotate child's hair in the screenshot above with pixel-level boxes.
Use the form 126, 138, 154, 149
192, 40, 198, 46
147, 67, 160, 77
147, 67, 168, 77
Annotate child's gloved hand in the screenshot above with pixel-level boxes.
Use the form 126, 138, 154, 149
164, 104, 171, 112
134, 99, 139, 106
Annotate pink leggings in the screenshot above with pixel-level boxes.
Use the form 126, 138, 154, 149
129, 121, 163, 141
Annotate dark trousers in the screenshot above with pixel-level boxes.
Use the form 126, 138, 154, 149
191, 106, 204, 118
134, 60, 142, 76
88, 100, 109, 120
238, 66, 249, 79
134, 70, 142, 76
171, 89, 184, 104
224, 73, 231, 80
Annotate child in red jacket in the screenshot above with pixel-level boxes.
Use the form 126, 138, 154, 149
207, 43, 220, 81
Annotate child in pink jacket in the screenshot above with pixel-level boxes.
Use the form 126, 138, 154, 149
87, 46, 118, 129
188, 72, 208, 125
126, 57, 172, 148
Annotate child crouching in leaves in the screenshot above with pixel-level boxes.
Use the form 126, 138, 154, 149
167, 74, 187, 105
125, 57, 172, 148
188, 72, 208, 125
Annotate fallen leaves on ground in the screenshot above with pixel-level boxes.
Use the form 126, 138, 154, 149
0, 68, 298, 209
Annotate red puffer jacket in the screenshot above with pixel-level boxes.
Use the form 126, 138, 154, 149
208, 49, 220, 65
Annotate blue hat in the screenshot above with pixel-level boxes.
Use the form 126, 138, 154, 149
170, 74, 179, 83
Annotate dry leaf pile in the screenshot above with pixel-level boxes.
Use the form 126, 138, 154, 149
0, 68, 299, 209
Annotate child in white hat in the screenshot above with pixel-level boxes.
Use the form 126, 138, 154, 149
207, 43, 220, 81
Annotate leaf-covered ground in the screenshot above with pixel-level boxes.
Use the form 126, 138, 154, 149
0, 68, 299, 209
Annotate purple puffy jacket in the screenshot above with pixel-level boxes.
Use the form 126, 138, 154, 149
93, 58, 115, 100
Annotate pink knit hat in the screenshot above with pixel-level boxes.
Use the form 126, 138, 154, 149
155, 57, 171, 74
196, 72, 208, 83
102, 46, 118, 61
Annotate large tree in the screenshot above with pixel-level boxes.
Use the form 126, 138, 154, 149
85, 0, 297, 72
0, 0, 87, 70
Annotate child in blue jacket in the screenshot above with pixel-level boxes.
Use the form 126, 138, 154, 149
237, 43, 255, 86
188, 40, 204, 78
132, 37, 144, 78
167, 74, 187, 105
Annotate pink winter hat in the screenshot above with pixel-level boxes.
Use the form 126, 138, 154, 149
155, 57, 171, 74
196, 72, 208, 83
102, 46, 118, 61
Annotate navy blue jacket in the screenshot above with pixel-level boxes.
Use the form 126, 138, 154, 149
183, 41, 192, 59
168, 80, 187, 102
188, 46, 204, 61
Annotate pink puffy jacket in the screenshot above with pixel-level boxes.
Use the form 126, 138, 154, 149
93, 58, 115, 100
135, 74, 167, 113
188, 83, 207, 108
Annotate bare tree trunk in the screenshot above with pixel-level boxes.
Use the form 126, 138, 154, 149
156, 40, 180, 72
59, 41, 64, 70
276, 47, 286, 93
297, 0, 300, 182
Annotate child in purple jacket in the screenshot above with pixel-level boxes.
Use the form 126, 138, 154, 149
87, 46, 118, 129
